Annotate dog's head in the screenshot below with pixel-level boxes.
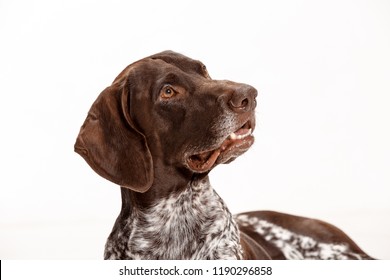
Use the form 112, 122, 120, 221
75, 51, 257, 192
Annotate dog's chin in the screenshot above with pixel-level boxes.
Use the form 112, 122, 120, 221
186, 120, 255, 174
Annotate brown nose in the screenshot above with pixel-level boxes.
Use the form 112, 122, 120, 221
228, 84, 257, 113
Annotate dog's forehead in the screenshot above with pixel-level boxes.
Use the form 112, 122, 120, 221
146, 51, 210, 78
113, 51, 210, 86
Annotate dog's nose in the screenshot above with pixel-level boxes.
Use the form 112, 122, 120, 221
228, 84, 257, 113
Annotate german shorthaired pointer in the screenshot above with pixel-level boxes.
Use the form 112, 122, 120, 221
75, 51, 373, 260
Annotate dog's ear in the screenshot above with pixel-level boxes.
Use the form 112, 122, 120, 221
74, 79, 153, 193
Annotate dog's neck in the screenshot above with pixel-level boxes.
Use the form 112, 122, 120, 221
104, 176, 243, 259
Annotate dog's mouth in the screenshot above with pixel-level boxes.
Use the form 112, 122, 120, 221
187, 120, 255, 173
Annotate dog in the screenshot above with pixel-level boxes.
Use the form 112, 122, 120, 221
75, 51, 373, 259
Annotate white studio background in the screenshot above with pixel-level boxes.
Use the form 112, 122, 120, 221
0, 0, 389, 259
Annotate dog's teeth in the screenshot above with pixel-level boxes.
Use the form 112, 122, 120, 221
229, 129, 252, 140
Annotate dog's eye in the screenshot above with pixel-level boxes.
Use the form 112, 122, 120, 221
160, 85, 175, 99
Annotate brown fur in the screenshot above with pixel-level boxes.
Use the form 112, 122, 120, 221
75, 51, 374, 259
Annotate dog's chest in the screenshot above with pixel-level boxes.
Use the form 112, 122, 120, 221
104, 179, 243, 260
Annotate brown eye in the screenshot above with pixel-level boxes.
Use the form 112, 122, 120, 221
160, 85, 175, 99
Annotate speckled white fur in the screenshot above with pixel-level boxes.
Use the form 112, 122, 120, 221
104, 178, 243, 260
235, 214, 367, 260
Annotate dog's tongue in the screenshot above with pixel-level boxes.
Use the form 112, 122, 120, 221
189, 149, 221, 173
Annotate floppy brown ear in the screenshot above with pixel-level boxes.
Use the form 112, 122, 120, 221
74, 81, 153, 193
